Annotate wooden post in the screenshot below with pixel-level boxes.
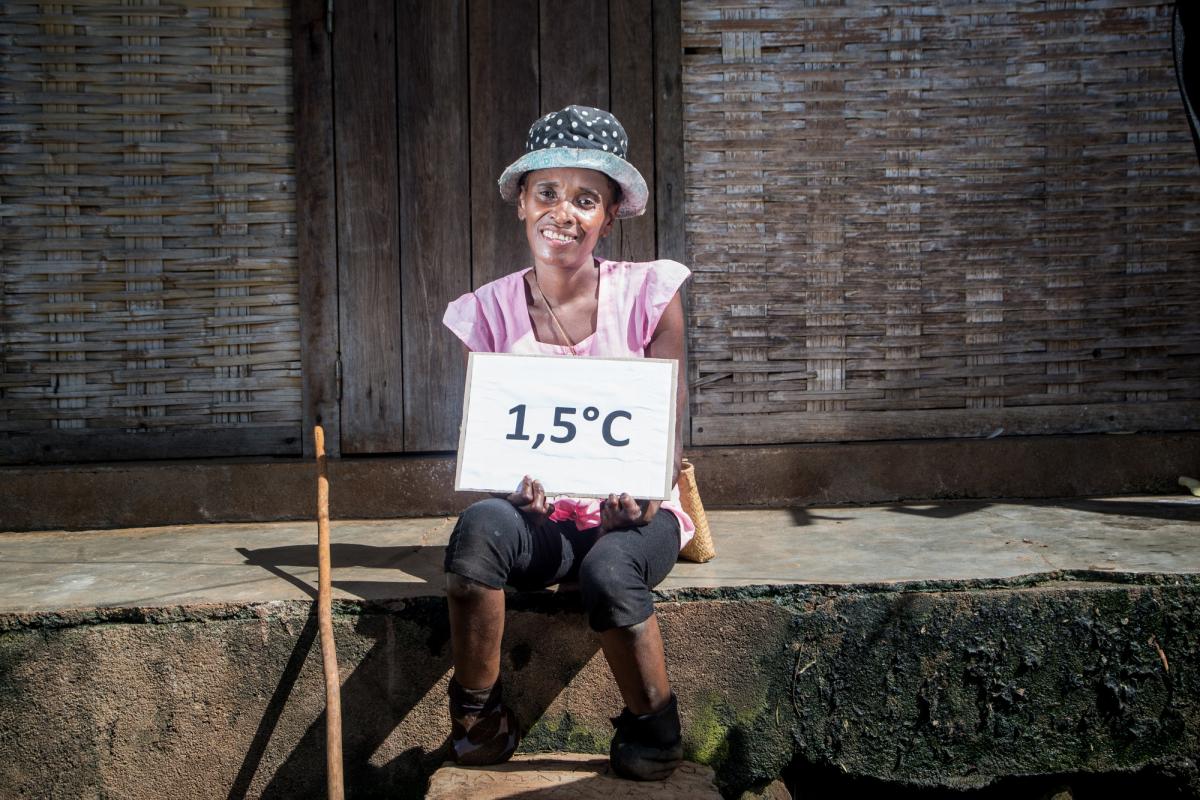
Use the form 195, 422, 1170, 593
315, 425, 344, 800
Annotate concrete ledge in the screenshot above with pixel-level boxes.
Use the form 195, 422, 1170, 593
1, 575, 1198, 798
3, 432, 1199, 531
1, 499, 1199, 797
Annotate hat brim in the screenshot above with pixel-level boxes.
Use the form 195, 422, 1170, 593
497, 148, 649, 219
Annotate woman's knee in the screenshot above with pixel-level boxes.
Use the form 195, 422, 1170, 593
454, 498, 521, 536
444, 498, 524, 588
445, 571, 497, 600
578, 542, 651, 632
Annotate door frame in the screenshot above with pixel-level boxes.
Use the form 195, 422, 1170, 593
291, 0, 685, 459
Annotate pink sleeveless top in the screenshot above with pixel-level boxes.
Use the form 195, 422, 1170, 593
443, 258, 695, 551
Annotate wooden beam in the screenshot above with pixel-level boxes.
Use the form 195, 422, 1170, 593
6, 432, 1199, 530
692, 401, 1200, 446
0, 425, 301, 466
292, 0, 341, 457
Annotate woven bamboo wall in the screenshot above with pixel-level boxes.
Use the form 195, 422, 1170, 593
0, 0, 298, 461
683, 0, 1200, 446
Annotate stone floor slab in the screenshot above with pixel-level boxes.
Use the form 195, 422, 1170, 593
425, 753, 720, 799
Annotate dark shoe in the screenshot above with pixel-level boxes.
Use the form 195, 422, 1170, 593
609, 693, 684, 781
449, 677, 520, 766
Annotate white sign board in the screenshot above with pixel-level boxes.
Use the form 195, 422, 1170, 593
454, 353, 677, 500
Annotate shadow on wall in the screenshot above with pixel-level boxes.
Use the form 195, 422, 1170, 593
230, 544, 602, 799
784, 755, 1200, 798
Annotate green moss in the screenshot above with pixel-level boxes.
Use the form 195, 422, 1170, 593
680, 660, 787, 785
521, 711, 608, 755
685, 693, 733, 766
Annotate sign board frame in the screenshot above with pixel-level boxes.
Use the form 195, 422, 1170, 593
453, 352, 678, 500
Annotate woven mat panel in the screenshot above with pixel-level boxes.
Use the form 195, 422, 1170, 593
0, 0, 298, 452
683, 1, 1200, 446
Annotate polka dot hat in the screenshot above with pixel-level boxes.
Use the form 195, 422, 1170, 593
497, 105, 649, 219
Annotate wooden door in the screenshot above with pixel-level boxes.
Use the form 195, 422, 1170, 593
311, 0, 682, 455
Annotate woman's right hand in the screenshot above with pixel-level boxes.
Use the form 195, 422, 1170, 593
506, 475, 551, 521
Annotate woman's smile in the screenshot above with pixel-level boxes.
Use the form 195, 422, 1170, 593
540, 227, 577, 245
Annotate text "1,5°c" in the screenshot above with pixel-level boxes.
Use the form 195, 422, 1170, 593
506, 404, 631, 450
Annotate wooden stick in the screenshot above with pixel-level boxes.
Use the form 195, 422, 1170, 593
315, 425, 344, 800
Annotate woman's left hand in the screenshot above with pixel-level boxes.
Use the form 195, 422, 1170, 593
600, 493, 660, 532
506, 474, 552, 522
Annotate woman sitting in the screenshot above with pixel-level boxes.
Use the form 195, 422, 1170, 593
441, 105, 694, 781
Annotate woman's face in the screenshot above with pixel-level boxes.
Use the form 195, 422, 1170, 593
517, 167, 617, 270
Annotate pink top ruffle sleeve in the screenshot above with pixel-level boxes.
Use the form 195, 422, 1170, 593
443, 259, 695, 551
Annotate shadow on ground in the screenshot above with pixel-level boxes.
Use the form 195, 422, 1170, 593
883, 498, 1200, 523
237, 542, 447, 601
231, 543, 603, 799
788, 507, 857, 526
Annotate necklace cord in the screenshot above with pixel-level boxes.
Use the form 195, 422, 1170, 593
531, 267, 596, 353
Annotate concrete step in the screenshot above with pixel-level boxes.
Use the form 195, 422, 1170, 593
3, 497, 1199, 611
426, 753, 720, 799
2, 497, 1199, 798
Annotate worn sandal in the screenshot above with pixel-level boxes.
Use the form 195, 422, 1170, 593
448, 677, 520, 766
609, 693, 684, 781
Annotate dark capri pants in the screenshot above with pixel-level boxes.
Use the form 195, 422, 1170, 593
444, 498, 681, 632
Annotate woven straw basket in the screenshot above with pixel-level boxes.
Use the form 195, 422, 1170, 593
677, 459, 716, 562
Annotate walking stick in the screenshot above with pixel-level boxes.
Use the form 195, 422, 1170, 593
315, 425, 344, 800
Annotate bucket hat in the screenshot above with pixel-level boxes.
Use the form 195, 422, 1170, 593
497, 105, 649, 219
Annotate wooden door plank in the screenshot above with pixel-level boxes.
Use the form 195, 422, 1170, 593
293, 0, 341, 458
469, 0, 540, 288
652, 0, 685, 265
539, 0, 611, 259
609, 0, 656, 264
398, 0, 471, 451
538, 0, 610, 113
652, 0, 689, 445
334, 0, 404, 453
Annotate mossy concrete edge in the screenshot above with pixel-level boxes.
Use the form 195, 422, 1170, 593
1, 574, 1198, 798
